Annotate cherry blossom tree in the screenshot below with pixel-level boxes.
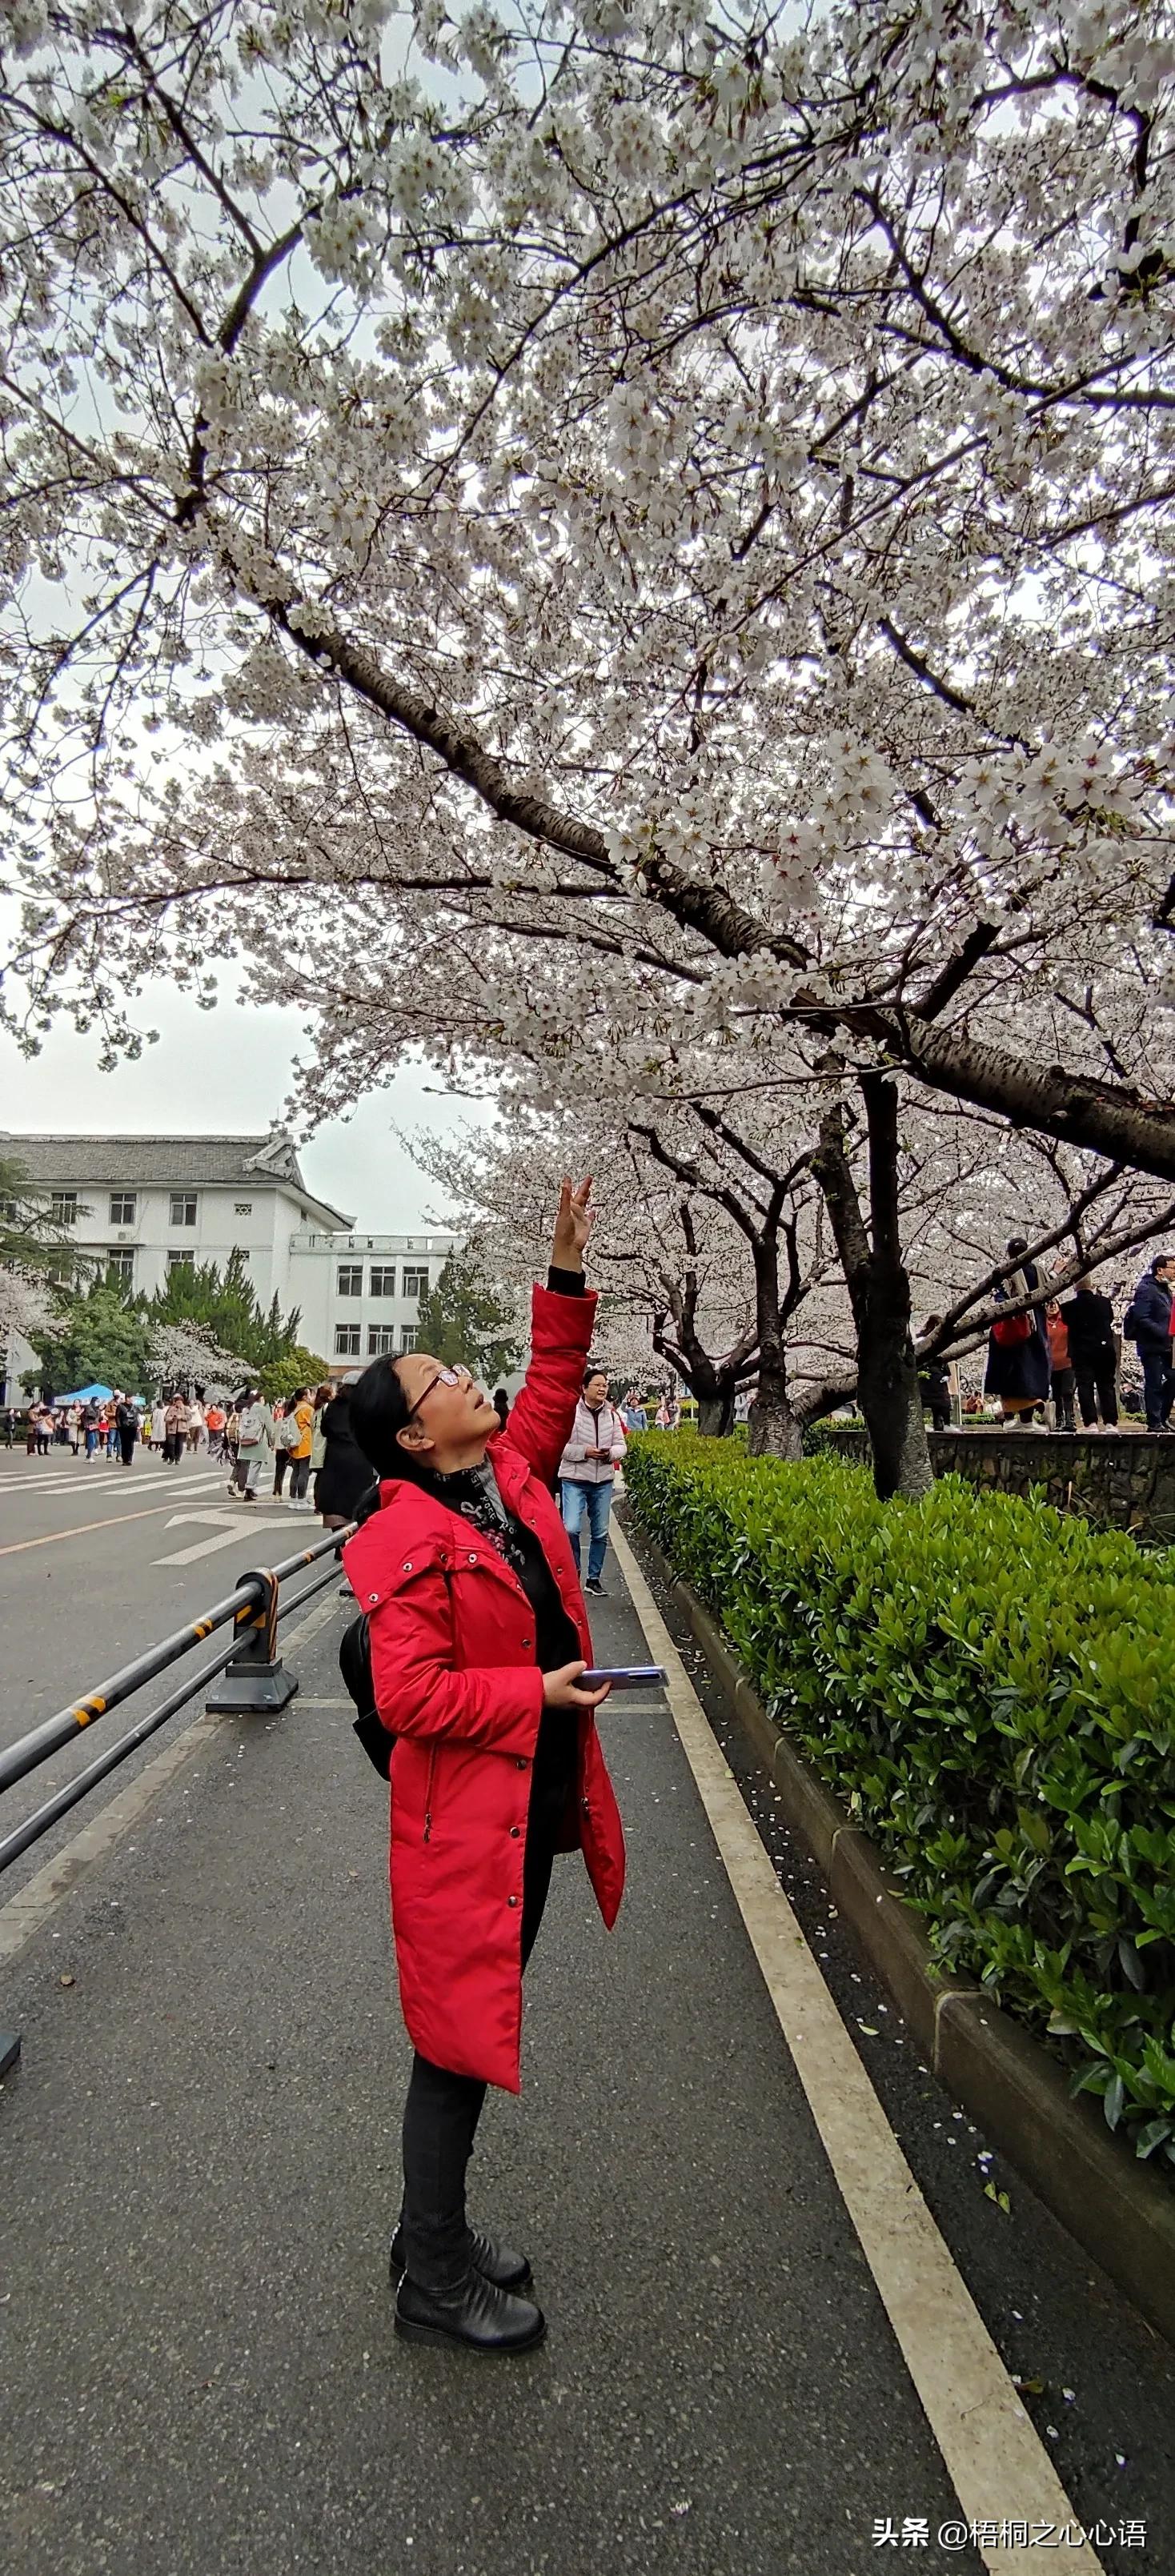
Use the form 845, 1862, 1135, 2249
2, 0, 1173, 1191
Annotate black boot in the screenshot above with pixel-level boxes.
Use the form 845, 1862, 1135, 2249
389, 2221, 531, 2291
395, 2266, 547, 2356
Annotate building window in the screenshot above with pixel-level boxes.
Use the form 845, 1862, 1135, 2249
369, 1264, 396, 1297
109, 1192, 136, 1225
169, 1193, 197, 1226
337, 1263, 363, 1298
166, 1248, 195, 1272
402, 1266, 430, 1300
234, 1200, 253, 1216
399, 1324, 419, 1355
335, 1324, 361, 1358
50, 1192, 78, 1224
367, 1326, 397, 1356
106, 1248, 135, 1284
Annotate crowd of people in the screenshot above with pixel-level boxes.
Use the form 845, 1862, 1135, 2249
920, 1244, 1175, 1433
0, 1376, 388, 1520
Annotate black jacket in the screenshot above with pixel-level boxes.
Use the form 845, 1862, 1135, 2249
1127, 1272, 1173, 1356
1061, 1289, 1116, 1368
315, 1389, 378, 1520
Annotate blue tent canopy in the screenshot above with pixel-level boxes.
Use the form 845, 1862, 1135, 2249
53, 1383, 114, 1404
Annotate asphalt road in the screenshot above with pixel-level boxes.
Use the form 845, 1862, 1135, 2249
0, 1441, 325, 1893
0, 1480, 1172, 2576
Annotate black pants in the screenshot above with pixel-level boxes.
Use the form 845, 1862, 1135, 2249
1051, 1366, 1077, 1431
399, 1823, 559, 2291
288, 1454, 311, 1500
273, 1448, 290, 1495
118, 1430, 136, 1468
1075, 1365, 1118, 1428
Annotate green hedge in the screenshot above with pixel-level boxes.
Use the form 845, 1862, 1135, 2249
624, 1435, 1175, 2169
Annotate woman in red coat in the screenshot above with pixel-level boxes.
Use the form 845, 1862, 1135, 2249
344, 1179, 626, 2359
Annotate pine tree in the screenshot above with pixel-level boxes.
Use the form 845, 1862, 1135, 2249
415, 1254, 521, 1386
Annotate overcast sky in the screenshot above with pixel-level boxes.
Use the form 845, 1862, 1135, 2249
1, 976, 493, 1229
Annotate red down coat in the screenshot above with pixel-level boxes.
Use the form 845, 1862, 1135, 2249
342, 1281, 627, 2093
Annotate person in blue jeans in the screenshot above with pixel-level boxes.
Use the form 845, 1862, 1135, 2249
559, 1367, 627, 1595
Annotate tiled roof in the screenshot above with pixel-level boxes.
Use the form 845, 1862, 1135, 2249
0, 1132, 350, 1221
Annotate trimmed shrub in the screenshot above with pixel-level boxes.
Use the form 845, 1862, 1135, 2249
624, 1435, 1175, 2169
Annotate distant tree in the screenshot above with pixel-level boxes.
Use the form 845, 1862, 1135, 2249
24, 1280, 154, 1399
148, 1320, 250, 1395
258, 1346, 331, 1404
416, 1254, 521, 1387
146, 1248, 302, 1376
0, 1152, 90, 1284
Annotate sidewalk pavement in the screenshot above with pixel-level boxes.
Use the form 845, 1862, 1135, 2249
0, 1558, 980, 2576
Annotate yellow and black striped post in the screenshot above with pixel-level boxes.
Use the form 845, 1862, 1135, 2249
204, 1567, 298, 1714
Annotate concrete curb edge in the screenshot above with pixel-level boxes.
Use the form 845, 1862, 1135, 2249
627, 1514, 1175, 2350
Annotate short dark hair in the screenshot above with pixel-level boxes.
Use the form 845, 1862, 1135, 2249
349, 1356, 418, 1480
583, 1362, 609, 1388
1151, 1254, 1173, 1276
1007, 1236, 1029, 1258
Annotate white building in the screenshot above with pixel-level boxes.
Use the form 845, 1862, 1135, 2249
1, 1132, 461, 1389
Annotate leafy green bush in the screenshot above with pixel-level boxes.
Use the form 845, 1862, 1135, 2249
624, 1435, 1175, 2168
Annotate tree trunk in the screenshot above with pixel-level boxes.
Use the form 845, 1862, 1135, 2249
746, 1236, 804, 1459
811, 1085, 932, 1503
746, 1392, 803, 1459
696, 1389, 736, 1437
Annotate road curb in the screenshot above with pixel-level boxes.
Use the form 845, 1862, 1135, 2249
627, 1515, 1175, 2350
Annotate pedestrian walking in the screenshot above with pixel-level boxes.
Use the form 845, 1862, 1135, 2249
315, 1376, 375, 1528
344, 1176, 624, 2358
283, 1386, 315, 1508
162, 1395, 188, 1464
81, 1401, 99, 1460
1123, 1254, 1175, 1432
34, 1404, 53, 1457
229, 1388, 273, 1500
558, 1364, 627, 1594
225, 1404, 241, 1468
985, 1237, 1052, 1425
114, 1394, 139, 1468
271, 1400, 294, 1498
1045, 1298, 1077, 1432
2, 1405, 14, 1448
1061, 1277, 1119, 1429
186, 1400, 206, 1454
205, 1399, 227, 1460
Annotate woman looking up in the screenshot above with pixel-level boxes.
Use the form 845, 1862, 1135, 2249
345, 1178, 626, 2361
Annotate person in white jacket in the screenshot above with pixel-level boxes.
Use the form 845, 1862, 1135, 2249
558, 1367, 627, 1595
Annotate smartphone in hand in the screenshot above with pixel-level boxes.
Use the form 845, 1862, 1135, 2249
579, 1665, 668, 1689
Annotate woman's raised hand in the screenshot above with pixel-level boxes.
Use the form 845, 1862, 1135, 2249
551, 1174, 594, 1272
543, 1660, 611, 1710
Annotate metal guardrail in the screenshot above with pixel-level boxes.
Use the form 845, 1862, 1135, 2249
0, 1522, 358, 1881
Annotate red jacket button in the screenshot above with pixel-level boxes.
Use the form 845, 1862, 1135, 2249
507, 1894, 519, 1907
515, 1757, 527, 1769
510, 1825, 520, 1838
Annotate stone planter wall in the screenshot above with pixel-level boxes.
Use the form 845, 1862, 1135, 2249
818, 1424, 1175, 1544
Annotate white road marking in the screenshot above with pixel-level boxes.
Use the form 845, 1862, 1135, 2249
153, 1511, 292, 1565
608, 1520, 1103, 2576
0, 1471, 225, 1501
0, 1587, 346, 1968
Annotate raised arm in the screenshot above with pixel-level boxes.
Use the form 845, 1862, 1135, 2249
501, 1177, 599, 1486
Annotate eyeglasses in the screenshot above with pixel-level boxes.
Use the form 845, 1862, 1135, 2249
403, 1362, 472, 1424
